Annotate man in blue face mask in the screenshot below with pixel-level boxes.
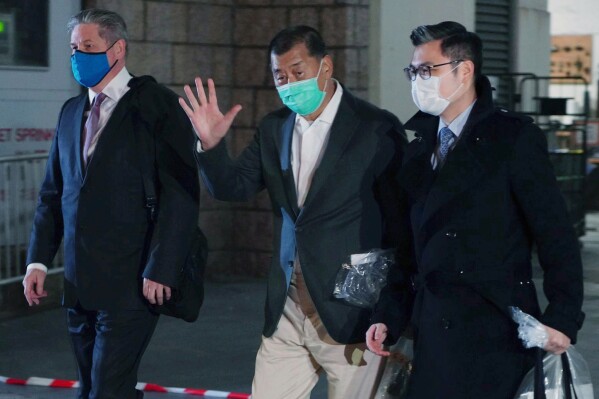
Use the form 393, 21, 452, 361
180, 26, 415, 399
22, 9, 202, 399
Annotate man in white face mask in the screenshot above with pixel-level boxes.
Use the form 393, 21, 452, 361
366, 21, 584, 399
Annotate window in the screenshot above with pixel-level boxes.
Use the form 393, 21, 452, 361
0, 0, 48, 68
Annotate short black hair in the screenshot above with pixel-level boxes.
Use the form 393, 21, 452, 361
268, 25, 327, 60
410, 21, 483, 79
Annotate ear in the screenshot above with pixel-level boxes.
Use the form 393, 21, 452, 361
114, 39, 126, 58
323, 54, 334, 78
460, 60, 475, 82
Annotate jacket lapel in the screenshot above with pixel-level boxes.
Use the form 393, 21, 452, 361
419, 132, 485, 224
82, 91, 134, 185
400, 113, 438, 202
417, 84, 495, 226
301, 91, 359, 210
274, 112, 300, 218
73, 95, 88, 183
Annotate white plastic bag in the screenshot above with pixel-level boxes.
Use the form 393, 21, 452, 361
514, 347, 594, 399
510, 307, 594, 399
374, 336, 413, 399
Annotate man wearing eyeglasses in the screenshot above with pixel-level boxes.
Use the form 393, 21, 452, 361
366, 21, 584, 398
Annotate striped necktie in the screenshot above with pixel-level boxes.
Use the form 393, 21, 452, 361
83, 92, 107, 166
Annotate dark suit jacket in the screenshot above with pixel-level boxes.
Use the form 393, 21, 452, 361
27, 75, 200, 311
399, 76, 585, 399
197, 86, 414, 344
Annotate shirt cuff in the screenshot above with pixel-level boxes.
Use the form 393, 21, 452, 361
27, 263, 48, 273
196, 140, 205, 153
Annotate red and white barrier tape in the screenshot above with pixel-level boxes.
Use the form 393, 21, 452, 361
0, 376, 250, 398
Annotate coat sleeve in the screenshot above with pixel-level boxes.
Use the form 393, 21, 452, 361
370, 115, 416, 344
141, 89, 200, 287
26, 103, 67, 269
510, 122, 585, 342
195, 127, 266, 202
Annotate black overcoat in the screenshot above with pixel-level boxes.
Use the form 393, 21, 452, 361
398, 76, 585, 399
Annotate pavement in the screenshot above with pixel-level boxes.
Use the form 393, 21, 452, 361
1, 214, 599, 399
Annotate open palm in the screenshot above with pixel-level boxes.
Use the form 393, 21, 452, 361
179, 77, 242, 150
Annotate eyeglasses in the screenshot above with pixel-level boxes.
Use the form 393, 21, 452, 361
403, 60, 463, 81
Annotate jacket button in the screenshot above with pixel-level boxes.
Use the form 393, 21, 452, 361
445, 229, 457, 239
441, 318, 452, 330
295, 227, 303, 233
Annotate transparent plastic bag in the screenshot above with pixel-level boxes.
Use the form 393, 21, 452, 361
375, 336, 413, 399
333, 248, 395, 308
510, 307, 594, 399
510, 306, 549, 349
514, 347, 594, 399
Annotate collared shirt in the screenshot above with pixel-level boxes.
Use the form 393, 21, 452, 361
289, 79, 343, 311
27, 67, 132, 274
85, 67, 132, 159
292, 79, 342, 208
431, 100, 476, 168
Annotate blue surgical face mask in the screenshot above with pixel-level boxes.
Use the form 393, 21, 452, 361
70, 41, 118, 88
276, 59, 327, 116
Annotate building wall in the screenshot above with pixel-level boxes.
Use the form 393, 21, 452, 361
0, 0, 81, 156
513, 0, 551, 113
368, 0, 476, 129
86, 0, 369, 278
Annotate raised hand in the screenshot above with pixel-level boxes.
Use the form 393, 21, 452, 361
179, 77, 242, 151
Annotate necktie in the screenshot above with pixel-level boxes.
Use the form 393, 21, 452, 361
83, 92, 107, 166
438, 126, 456, 165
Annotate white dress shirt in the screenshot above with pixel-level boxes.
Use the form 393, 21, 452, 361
27, 67, 133, 274
85, 67, 132, 160
292, 79, 343, 207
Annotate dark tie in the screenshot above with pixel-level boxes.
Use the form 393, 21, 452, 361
83, 92, 107, 166
438, 126, 456, 165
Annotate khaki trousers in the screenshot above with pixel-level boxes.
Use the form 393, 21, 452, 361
251, 265, 383, 399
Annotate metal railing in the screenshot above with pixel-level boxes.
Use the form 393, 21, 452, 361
0, 153, 64, 284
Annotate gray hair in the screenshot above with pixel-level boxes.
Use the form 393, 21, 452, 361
67, 9, 128, 51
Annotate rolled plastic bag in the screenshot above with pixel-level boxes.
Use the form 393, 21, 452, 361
374, 336, 413, 399
510, 306, 549, 349
510, 307, 594, 399
333, 248, 395, 308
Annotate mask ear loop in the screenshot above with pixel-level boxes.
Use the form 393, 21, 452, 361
317, 58, 329, 94
440, 62, 464, 101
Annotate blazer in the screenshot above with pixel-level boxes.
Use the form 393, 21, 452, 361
27, 75, 200, 311
197, 86, 414, 344
398, 75, 585, 399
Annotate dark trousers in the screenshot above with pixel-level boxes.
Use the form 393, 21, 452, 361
66, 302, 159, 399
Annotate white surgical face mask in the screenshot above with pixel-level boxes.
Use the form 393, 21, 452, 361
411, 62, 463, 116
